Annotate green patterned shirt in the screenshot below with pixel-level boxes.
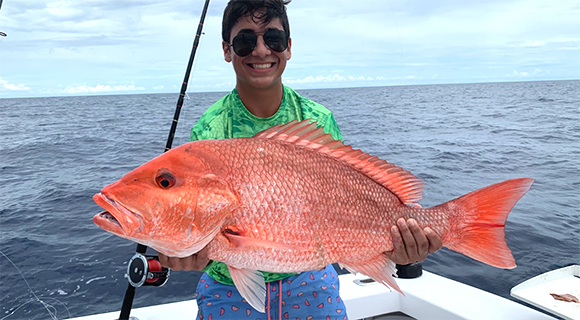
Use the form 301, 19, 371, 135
190, 85, 342, 285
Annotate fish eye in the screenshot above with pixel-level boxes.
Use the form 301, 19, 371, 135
155, 172, 176, 189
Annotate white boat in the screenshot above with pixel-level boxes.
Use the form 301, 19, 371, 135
69, 269, 557, 320
511, 265, 580, 320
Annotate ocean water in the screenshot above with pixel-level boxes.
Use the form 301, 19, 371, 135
1, 80, 578, 319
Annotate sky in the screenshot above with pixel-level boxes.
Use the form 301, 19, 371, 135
0, 0, 579, 98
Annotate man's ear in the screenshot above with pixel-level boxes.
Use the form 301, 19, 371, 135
286, 37, 291, 60
223, 41, 232, 62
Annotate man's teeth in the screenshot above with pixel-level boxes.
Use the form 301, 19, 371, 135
252, 63, 272, 69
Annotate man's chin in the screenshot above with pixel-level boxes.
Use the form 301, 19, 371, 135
247, 77, 283, 90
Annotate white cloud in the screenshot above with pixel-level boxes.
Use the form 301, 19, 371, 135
285, 74, 377, 84
46, 1, 84, 19
509, 71, 529, 77
0, 77, 31, 91
63, 84, 145, 94
521, 40, 547, 47
1, 0, 578, 98
187, 81, 234, 90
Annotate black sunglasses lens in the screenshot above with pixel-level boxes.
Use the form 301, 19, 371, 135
263, 29, 288, 52
232, 33, 256, 57
231, 30, 288, 56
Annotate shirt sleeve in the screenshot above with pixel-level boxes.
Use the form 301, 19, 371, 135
320, 113, 343, 142
190, 130, 200, 142
189, 96, 231, 142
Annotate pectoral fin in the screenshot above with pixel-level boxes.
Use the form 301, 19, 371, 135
224, 229, 302, 251
228, 266, 266, 313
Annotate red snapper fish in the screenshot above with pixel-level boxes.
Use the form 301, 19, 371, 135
93, 119, 534, 312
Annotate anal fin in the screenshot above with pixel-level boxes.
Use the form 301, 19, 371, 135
340, 254, 403, 295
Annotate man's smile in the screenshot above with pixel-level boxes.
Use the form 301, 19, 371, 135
248, 62, 275, 70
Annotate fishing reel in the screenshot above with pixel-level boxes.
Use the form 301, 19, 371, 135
125, 253, 170, 287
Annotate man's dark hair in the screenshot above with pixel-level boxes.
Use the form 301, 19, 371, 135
222, 0, 291, 43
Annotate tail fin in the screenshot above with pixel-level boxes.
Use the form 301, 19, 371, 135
443, 178, 534, 269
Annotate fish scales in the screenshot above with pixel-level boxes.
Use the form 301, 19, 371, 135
197, 137, 414, 272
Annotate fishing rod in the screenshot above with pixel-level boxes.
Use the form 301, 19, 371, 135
117, 0, 211, 319
0, 0, 6, 37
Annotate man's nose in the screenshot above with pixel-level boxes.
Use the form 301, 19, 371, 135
252, 35, 271, 57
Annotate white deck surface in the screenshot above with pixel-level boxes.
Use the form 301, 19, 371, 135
70, 271, 556, 320
511, 265, 580, 320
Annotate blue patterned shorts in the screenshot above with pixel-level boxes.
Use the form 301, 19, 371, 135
194, 265, 348, 320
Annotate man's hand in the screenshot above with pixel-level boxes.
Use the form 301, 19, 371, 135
158, 247, 210, 271
385, 218, 443, 265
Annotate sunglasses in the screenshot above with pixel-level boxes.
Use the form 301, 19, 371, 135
228, 29, 288, 57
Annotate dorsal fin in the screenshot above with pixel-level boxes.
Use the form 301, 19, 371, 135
253, 119, 424, 205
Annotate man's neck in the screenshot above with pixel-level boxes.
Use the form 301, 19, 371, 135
236, 83, 284, 118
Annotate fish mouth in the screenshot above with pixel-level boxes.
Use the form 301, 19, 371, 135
93, 193, 142, 236
94, 210, 124, 234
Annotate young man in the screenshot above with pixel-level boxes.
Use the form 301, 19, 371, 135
159, 1, 442, 319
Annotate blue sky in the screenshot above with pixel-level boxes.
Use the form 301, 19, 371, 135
0, 0, 578, 98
